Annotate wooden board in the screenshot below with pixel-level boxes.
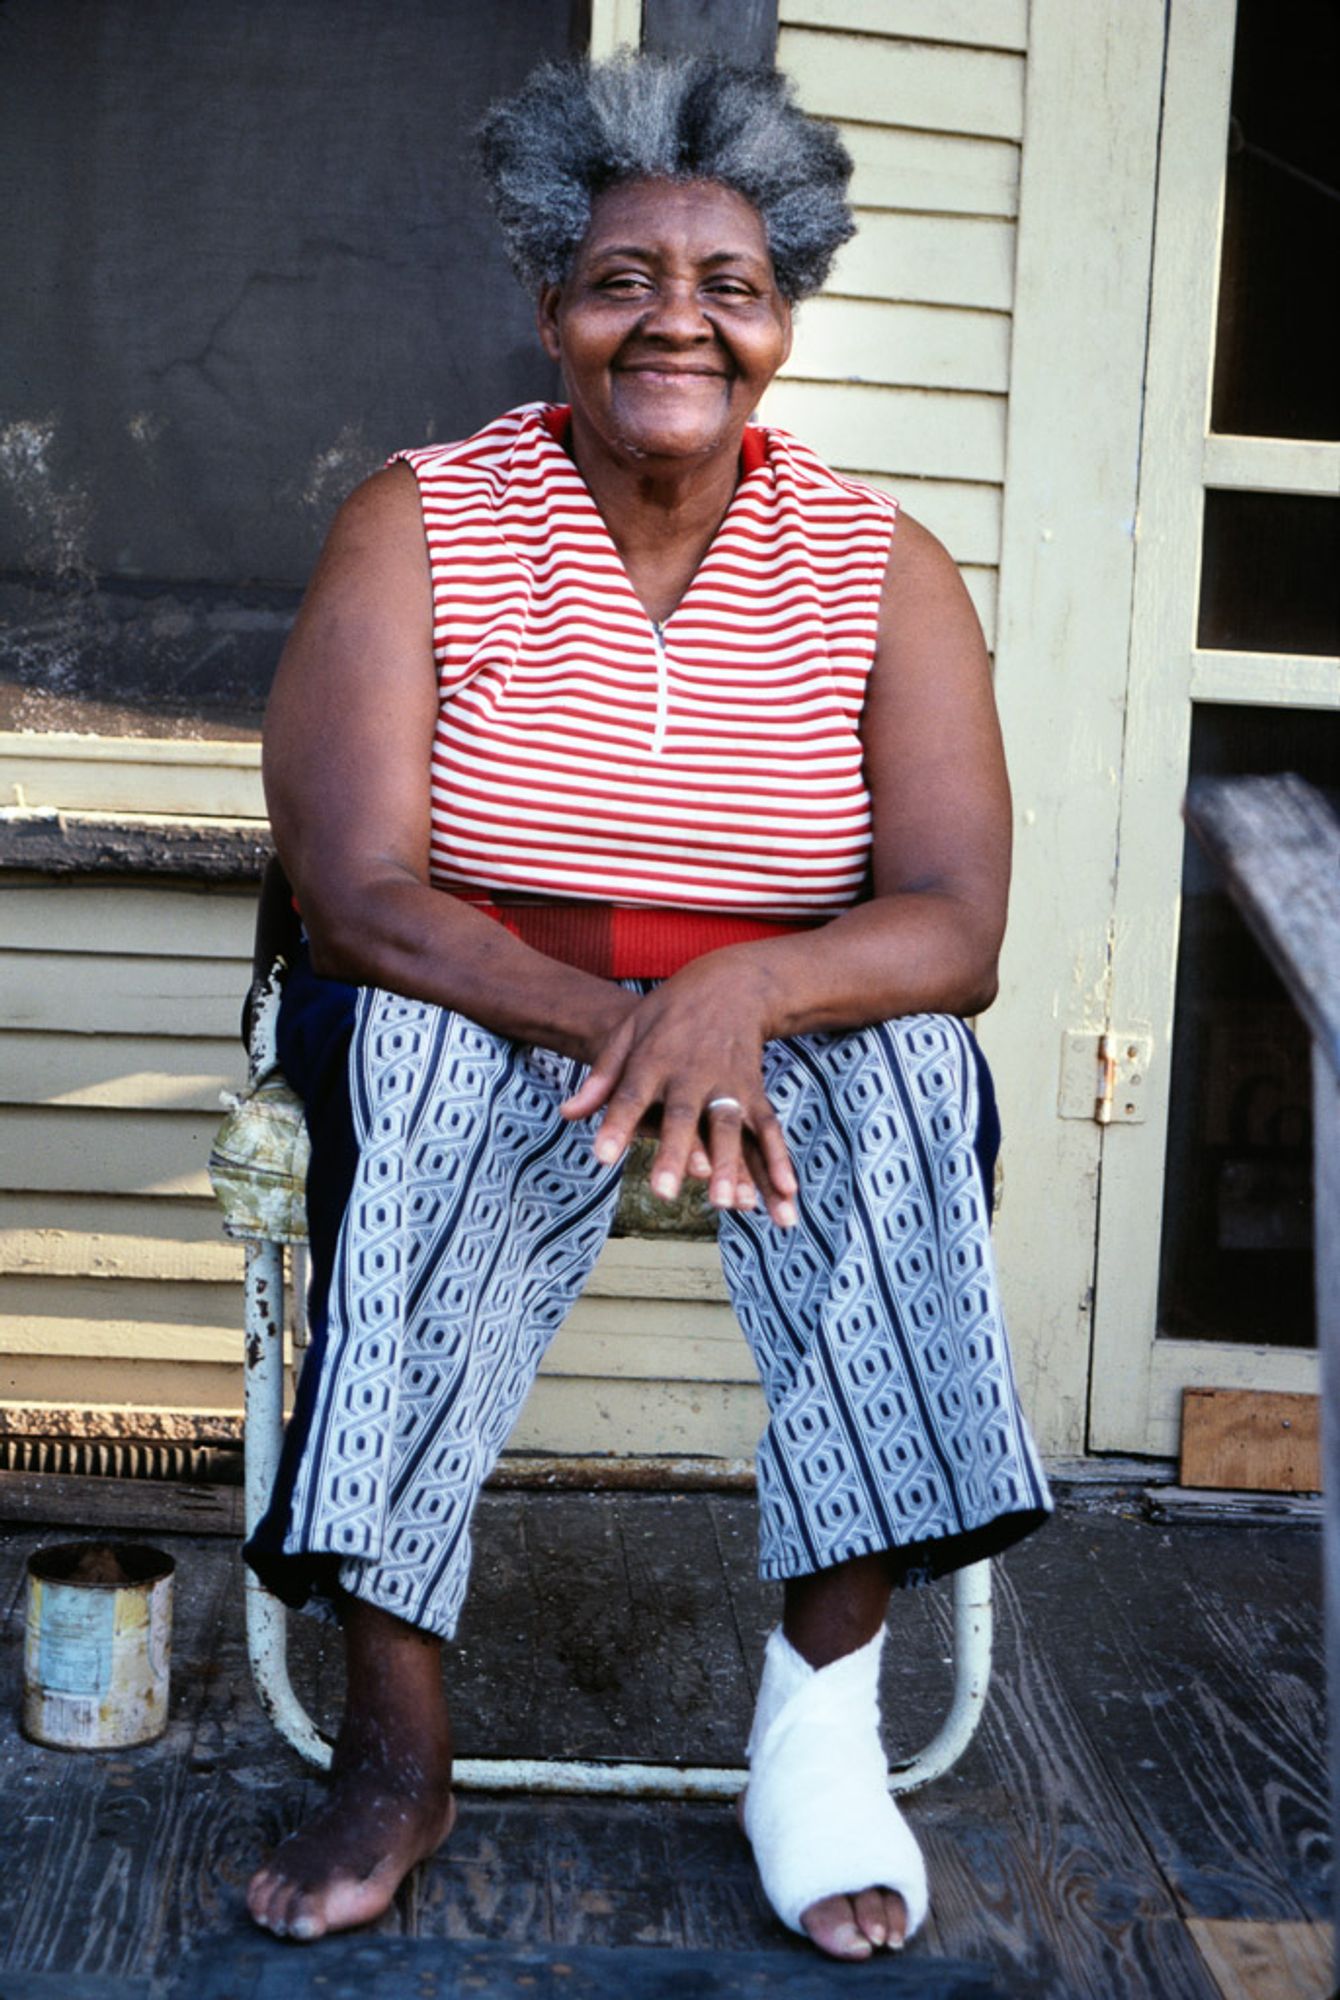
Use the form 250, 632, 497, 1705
0, 955, 248, 1038
1185, 1918, 1334, 2000
836, 124, 1020, 219
0, 1033, 239, 1112
786, 296, 1010, 393
780, 0, 1029, 53
829, 212, 1016, 313
1, 883, 256, 959
1179, 1388, 1322, 1495
761, 381, 1005, 484
781, 26, 1026, 141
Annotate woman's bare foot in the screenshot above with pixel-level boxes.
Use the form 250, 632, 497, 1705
247, 1597, 455, 1941
736, 1791, 909, 1960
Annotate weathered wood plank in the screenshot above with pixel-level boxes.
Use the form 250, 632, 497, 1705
0, 957, 247, 1038
0, 1193, 230, 1245
1180, 1388, 1321, 1494
830, 211, 1016, 312
1185, 775, 1340, 1080
507, 1378, 767, 1459
0, 1226, 244, 1283
761, 381, 1005, 483
0, 1033, 239, 1113
786, 297, 1010, 392
0, 1108, 218, 1197
781, 26, 1026, 140
836, 123, 1020, 218
1185, 1917, 1334, 2000
1, 884, 255, 959
780, 0, 1029, 52
1, 754, 265, 820
1012, 1512, 1328, 1923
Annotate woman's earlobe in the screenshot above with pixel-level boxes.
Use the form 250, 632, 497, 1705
536, 286, 563, 360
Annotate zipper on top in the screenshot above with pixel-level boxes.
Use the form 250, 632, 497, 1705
648, 619, 669, 755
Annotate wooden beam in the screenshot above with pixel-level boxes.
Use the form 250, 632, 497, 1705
641, 0, 777, 64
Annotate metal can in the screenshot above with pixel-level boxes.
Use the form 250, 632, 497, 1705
23, 1541, 175, 1750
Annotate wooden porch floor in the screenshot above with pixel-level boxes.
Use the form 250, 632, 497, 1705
0, 1490, 1330, 1999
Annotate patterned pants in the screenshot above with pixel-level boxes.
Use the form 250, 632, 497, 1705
247, 972, 1051, 1639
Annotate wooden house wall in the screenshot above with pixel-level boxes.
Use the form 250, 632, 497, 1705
0, 0, 1030, 1455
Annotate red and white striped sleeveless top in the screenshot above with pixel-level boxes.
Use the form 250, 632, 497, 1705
394, 403, 897, 924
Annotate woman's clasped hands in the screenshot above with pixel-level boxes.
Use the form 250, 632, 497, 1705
560, 953, 799, 1229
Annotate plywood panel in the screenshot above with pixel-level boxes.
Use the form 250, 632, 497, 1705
1, 1108, 216, 1197
829, 210, 1016, 311
782, 26, 1026, 141
780, 0, 1029, 52
2, 883, 256, 958
1180, 1388, 1322, 1495
0, 953, 247, 1036
837, 124, 1020, 217
0, 1033, 238, 1111
1186, 1918, 1334, 2000
762, 380, 1006, 482
786, 296, 1010, 391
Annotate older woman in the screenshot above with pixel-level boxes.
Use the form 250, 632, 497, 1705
245, 52, 1050, 1962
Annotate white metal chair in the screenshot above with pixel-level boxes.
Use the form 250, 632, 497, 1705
210, 900, 993, 1797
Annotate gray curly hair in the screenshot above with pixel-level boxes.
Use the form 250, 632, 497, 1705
476, 52, 854, 303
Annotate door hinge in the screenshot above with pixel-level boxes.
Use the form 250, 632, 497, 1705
1059, 1030, 1152, 1125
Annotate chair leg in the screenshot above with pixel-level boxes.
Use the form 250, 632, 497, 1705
243, 1239, 334, 1770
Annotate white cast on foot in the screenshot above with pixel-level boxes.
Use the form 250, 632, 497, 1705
743, 1624, 929, 1938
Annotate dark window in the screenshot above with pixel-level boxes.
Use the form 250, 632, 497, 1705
0, 0, 572, 737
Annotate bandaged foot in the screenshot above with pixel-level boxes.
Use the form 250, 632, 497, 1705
743, 1624, 928, 1949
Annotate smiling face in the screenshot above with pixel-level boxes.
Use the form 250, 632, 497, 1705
537, 179, 793, 474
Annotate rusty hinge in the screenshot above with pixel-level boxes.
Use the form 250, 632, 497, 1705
1058, 1031, 1152, 1124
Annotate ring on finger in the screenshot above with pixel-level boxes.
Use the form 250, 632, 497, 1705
706, 1095, 744, 1115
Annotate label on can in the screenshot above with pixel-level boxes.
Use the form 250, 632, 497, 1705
31, 1582, 116, 1697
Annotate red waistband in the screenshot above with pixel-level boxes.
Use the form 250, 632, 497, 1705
457, 895, 820, 978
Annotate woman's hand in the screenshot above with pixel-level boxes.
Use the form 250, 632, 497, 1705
560, 954, 799, 1228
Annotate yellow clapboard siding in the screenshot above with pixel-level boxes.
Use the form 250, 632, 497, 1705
2, 1108, 216, 1198
2, 733, 264, 818
1, 1292, 743, 1386
782, 26, 1026, 142
838, 124, 1019, 219
0, 953, 247, 1037
3, 883, 257, 959
780, 0, 1028, 53
1, 1274, 242, 1340
829, 211, 1015, 312
787, 297, 1010, 392
585, 1238, 729, 1302
762, 380, 1006, 484
0, 1033, 239, 1112
508, 1377, 766, 1460
0, 1192, 226, 1245
855, 476, 1001, 567
0, 1226, 244, 1284
0, 1354, 246, 1409
959, 567, 997, 653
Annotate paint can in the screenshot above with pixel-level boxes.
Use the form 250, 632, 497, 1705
23, 1541, 174, 1750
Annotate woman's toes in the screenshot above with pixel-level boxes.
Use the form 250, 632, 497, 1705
801, 1894, 875, 1960
852, 1884, 907, 1948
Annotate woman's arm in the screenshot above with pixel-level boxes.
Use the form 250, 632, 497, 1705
263, 464, 636, 1062
563, 511, 1010, 1210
